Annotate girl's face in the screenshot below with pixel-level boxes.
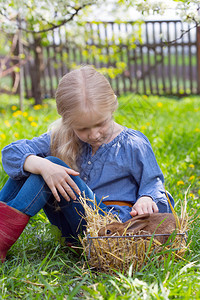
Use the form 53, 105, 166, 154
72, 110, 114, 152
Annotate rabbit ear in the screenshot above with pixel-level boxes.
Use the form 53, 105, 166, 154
123, 213, 150, 226
130, 213, 150, 221
125, 219, 149, 234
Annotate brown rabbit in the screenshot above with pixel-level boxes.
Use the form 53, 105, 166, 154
98, 213, 178, 243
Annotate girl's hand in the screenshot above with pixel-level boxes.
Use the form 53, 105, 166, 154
40, 161, 81, 202
130, 196, 158, 217
24, 155, 81, 202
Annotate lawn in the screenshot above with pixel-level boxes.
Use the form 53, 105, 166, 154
0, 93, 200, 299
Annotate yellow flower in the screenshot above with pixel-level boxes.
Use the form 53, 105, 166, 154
195, 128, 200, 132
31, 122, 38, 127
157, 102, 163, 108
141, 125, 146, 131
4, 120, 11, 127
13, 110, 22, 117
189, 164, 195, 168
28, 116, 34, 122
146, 122, 150, 126
0, 133, 6, 140
23, 112, 28, 117
143, 95, 148, 99
14, 132, 19, 138
177, 180, 184, 186
189, 175, 195, 181
16, 110, 22, 115
189, 193, 195, 199
13, 112, 19, 117
33, 104, 42, 110
11, 105, 17, 111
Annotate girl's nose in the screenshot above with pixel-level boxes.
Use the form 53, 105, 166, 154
88, 128, 100, 140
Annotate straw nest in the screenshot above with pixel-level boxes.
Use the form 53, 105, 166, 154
78, 194, 190, 274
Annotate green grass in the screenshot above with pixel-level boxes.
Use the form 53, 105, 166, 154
0, 93, 200, 299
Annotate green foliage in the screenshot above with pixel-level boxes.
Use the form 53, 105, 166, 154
0, 93, 200, 299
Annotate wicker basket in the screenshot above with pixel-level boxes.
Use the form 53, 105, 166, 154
83, 232, 187, 273
78, 195, 189, 274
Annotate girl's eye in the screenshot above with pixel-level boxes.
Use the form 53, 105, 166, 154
96, 120, 107, 127
95, 123, 102, 128
77, 128, 87, 131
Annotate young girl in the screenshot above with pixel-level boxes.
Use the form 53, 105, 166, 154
0, 65, 174, 262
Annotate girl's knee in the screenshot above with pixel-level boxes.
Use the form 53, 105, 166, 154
157, 201, 172, 213
45, 156, 69, 168
157, 191, 174, 213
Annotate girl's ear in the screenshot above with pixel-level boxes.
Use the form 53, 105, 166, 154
126, 220, 149, 234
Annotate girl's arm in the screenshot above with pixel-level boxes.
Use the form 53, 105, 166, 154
1, 132, 51, 179
24, 155, 81, 202
127, 131, 167, 215
2, 132, 81, 202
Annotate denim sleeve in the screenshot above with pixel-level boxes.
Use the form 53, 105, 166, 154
1, 132, 51, 179
128, 133, 166, 202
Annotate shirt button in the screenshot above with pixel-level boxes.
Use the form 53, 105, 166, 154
102, 144, 105, 147
88, 161, 91, 165
84, 177, 87, 181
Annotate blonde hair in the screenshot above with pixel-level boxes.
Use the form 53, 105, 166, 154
50, 65, 118, 170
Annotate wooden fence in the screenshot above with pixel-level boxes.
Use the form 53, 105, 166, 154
8, 20, 200, 102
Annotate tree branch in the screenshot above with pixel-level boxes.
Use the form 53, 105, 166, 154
162, 21, 199, 46
17, 2, 95, 33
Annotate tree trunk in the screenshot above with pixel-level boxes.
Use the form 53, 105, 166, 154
197, 7, 200, 94
31, 34, 43, 104
18, 23, 24, 111
12, 36, 20, 95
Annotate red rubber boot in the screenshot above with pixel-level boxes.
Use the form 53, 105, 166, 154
0, 202, 30, 262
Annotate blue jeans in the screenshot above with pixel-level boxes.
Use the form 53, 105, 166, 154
0, 156, 108, 243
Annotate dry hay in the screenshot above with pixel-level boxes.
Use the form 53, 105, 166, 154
78, 193, 191, 274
